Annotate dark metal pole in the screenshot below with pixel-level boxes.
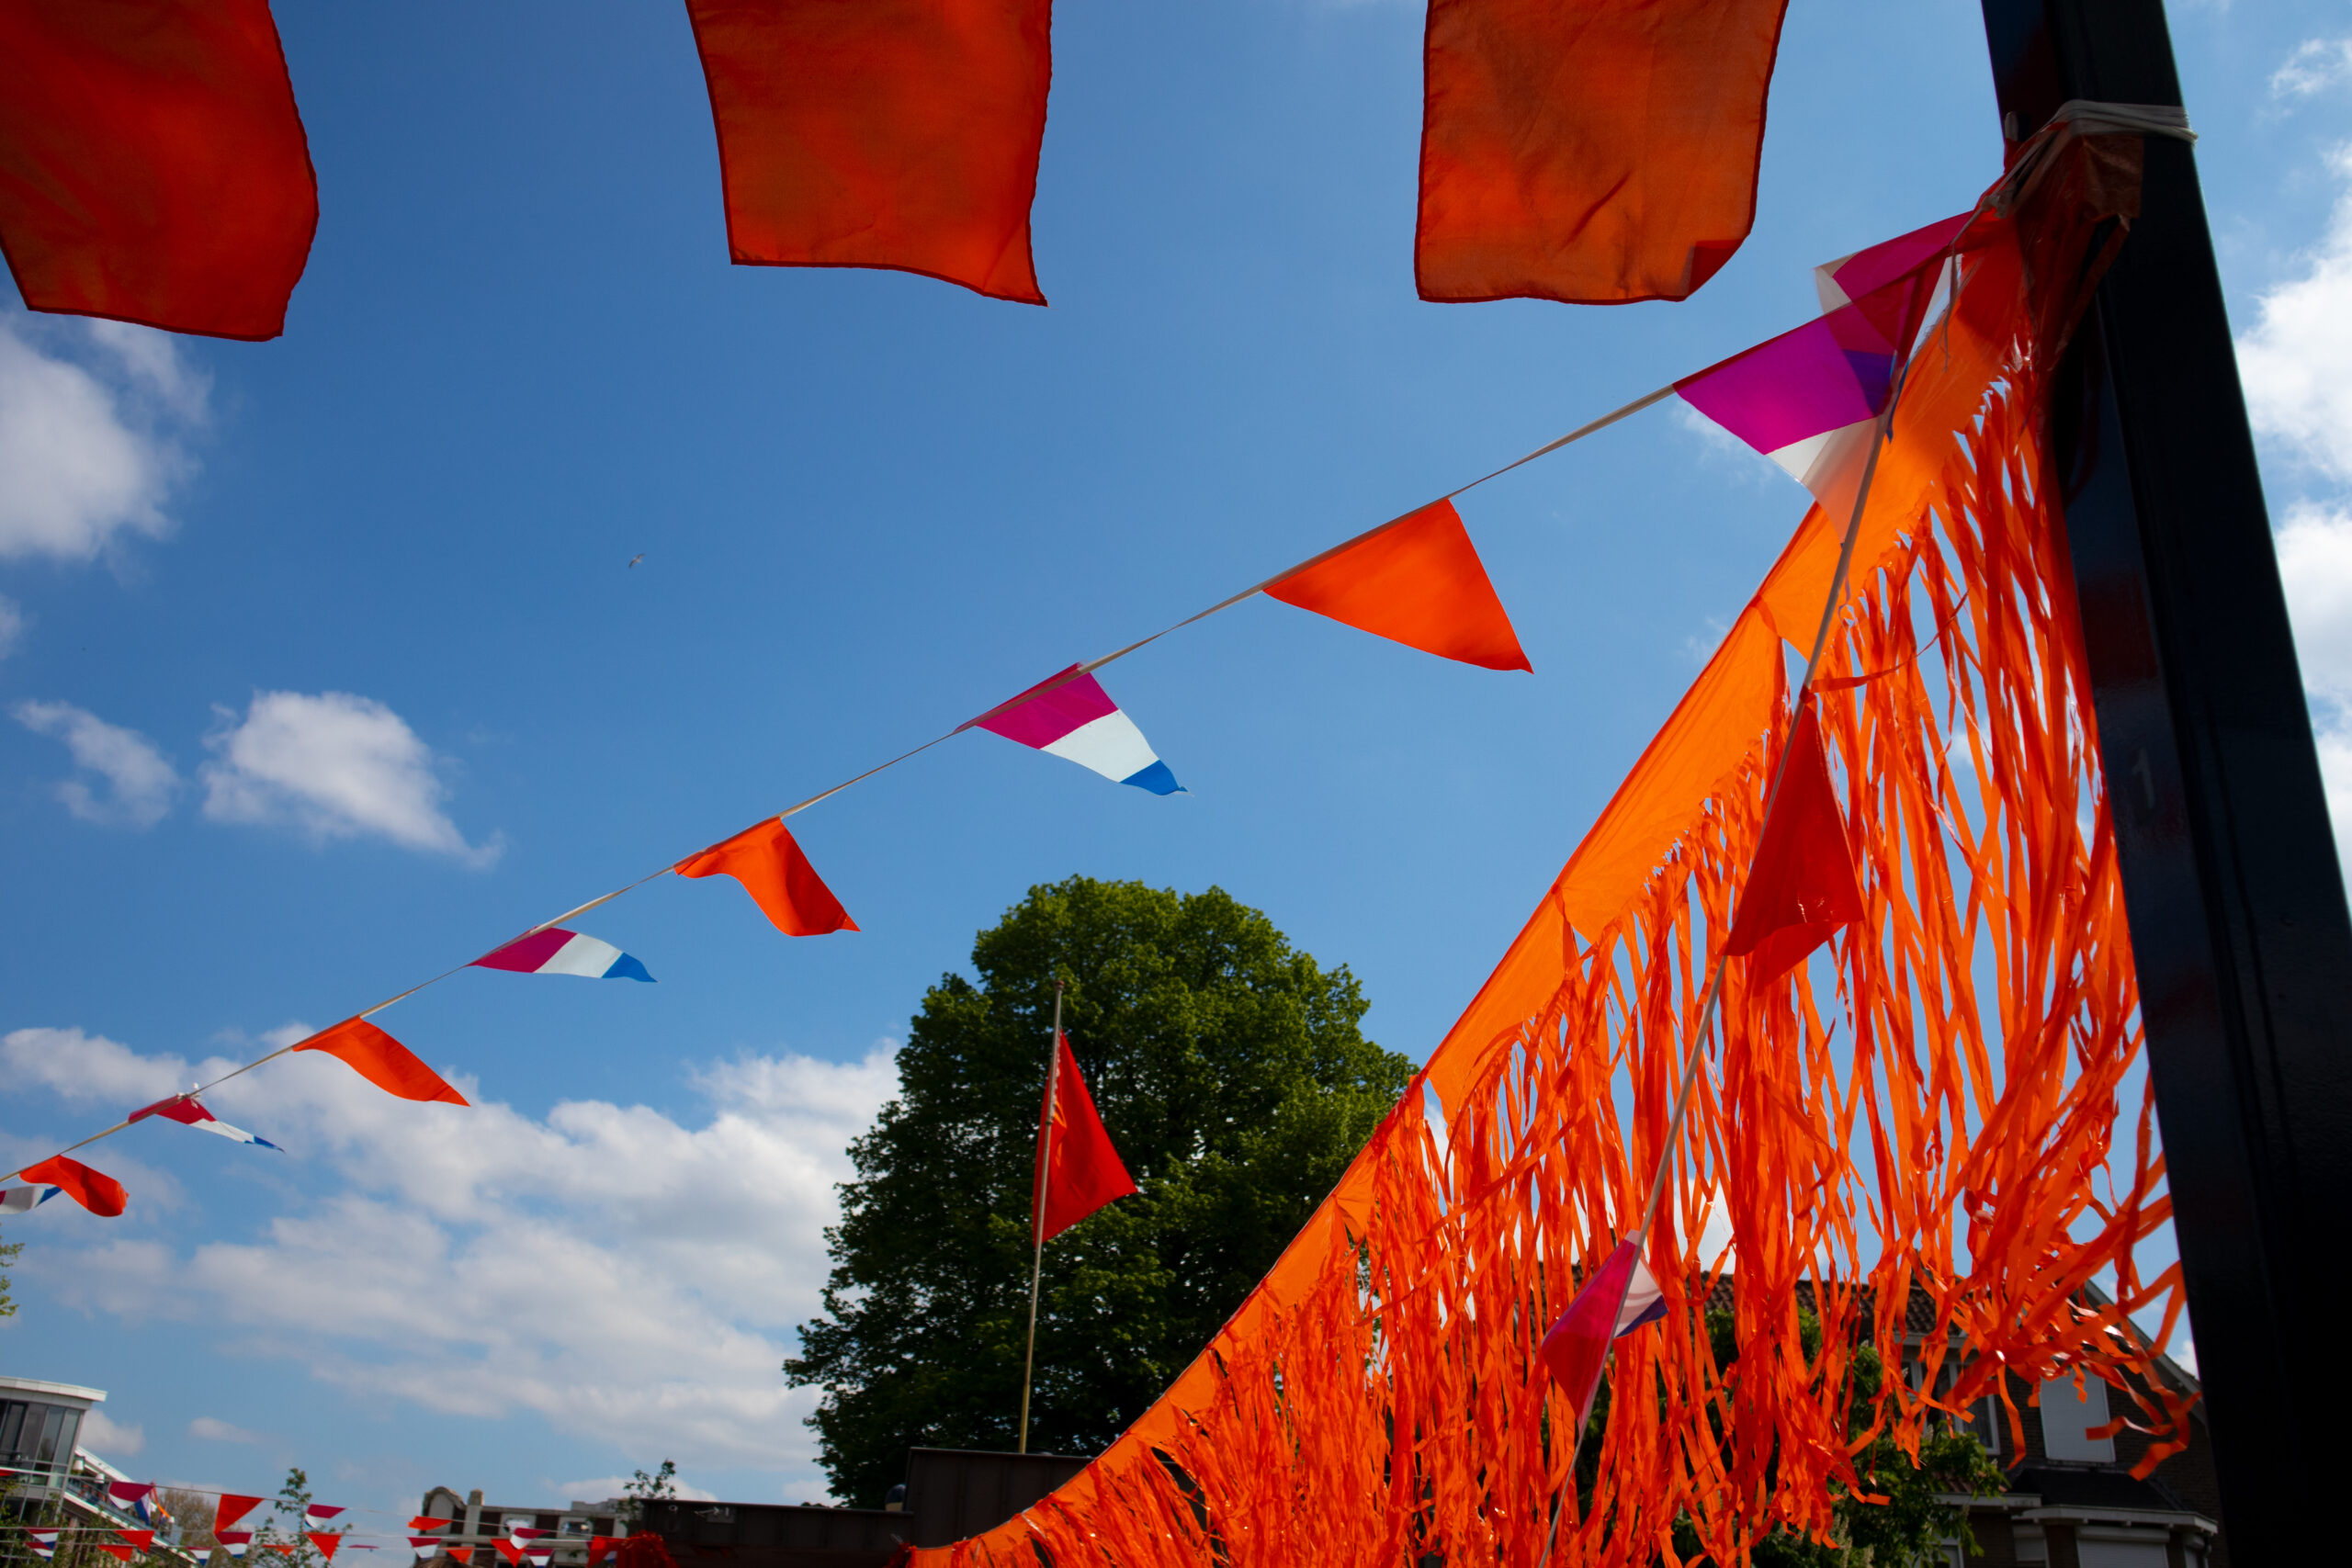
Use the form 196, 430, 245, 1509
1976, 2, 2352, 1559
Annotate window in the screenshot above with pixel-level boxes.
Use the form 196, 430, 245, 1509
2039, 1372, 2117, 1462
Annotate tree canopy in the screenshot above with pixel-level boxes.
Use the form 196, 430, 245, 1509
786, 876, 1413, 1505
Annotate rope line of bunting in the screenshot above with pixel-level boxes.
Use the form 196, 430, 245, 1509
0, 141, 2042, 1205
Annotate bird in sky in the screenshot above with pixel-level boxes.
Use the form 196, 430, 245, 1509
628, 553, 645, 568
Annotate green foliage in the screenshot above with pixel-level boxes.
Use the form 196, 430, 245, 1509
619, 1462, 676, 1527
1660, 1308, 2003, 1567
0, 1223, 20, 1319
257, 1467, 318, 1568
786, 877, 1412, 1506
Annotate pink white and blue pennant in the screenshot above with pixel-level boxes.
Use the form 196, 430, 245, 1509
0, 1185, 58, 1213
26, 1530, 58, 1560
128, 1095, 279, 1149
1674, 212, 1970, 522
966, 666, 1182, 795
472, 930, 653, 982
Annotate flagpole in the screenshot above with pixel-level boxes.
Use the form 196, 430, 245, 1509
1018, 979, 1064, 1455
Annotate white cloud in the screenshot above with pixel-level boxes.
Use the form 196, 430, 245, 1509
0, 315, 200, 563
2238, 146, 2352, 485
189, 1416, 265, 1444
3, 1026, 899, 1483
200, 691, 498, 864
13, 700, 180, 829
0, 597, 23, 660
2277, 505, 2352, 702
81, 1408, 144, 1457
2274, 38, 2352, 101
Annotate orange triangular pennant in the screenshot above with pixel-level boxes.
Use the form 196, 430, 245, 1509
1722, 700, 1863, 985
1263, 500, 1532, 671
675, 818, 857, 937
294, 1019, 469, 1106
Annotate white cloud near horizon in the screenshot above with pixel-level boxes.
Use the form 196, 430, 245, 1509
0, 315, 203, 565
188, 1416, 265, 1445
0, 1024, 898, 1485
81, 1409, 144, 1457
13, 700, 180, 829
200, 691, 499, 865
2272, 37, 2352, 101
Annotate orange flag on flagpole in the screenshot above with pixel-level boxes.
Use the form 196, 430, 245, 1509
675, 818, 857, 937
1035, 1032, 1135, 1245
1263, 500, 1532, 671
295, 1019, 469, 1106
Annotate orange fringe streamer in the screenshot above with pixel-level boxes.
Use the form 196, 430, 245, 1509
912, 137, 2186, 1568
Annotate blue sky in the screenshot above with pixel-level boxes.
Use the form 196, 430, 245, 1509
3, 0, 2350, 1524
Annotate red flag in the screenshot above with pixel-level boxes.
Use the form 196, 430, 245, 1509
1723, 700, 1864, 987
1537, 1238, 1666, 1430
114, 1534, 154, 1551
100, 1549, 134, 1562
218, 1498, 265, 1534
675, 818, 857, 937
295, 1019, 469, 1106
1263, 500, 1532, 672
1035, 1032, 1136, 1245
0, 0, 317, 339
683, 0, 1050, 305
448, 1553, 473, 1565
307, 1538, 342, 1562
17, 1154, 126, 1216
1417, 0, 1790, 305
494, 1545, 523, 1567
405, 1522, 448, 1535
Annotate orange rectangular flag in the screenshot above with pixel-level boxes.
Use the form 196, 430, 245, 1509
675, 818, 857, 936
684, 0, 1052, 305
1417, 0, 1790, 304
0, 0, 318, 338
1035, 1032, 1135, 1244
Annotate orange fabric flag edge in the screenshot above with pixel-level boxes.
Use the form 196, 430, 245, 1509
675, 818, 858, 937
683, 0, 1051, 306
1263, 500, 1532, 671
1035, 1032, 1136, 1244
17, 1154, 127, 1217
295, 1018, 469, 1106
0, 0, 319, 339
1721, 699, 1864, 986
1416, 0, 1791, 305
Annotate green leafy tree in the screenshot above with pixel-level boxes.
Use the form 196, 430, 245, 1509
256, 1468, 318, 1568
787, 877, 1412, 1505
619, 1462, 676, 1528
0, 1222, 21, 1318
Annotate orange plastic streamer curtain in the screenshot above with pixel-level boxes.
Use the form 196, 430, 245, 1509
910, 136, 2180, 1568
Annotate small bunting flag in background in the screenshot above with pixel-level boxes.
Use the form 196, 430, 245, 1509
128, 1095, 279, 1148
969, 668, 1182, 795
293, 1020, 468, 1106
304, 1509, 345, 1530
106, 1482, 153, 1514
493, 1544, 523, 1567
307, 1535, 344, 1561
113, 1533, 154, 1552
1538, 1237, 1668, 1432
1722, 701, 1865, 987
447, 1551, 473, 1565
0, 1185, 57, 1213
26, 1529, 57, 1561
218, 1500, 264, 1534
215, 1532, 252, 1560
1262, 499, 1531, 671
674, 818, 857, 937
99, 1546, 132, 1562
471, 929, 653, 983
17, 1155, 125, 1217
405, 1521, 448, 1535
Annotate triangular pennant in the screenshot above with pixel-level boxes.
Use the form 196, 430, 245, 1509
293, 1019, 469, 1106
217, 1498, 265, 1534
966, 667, 1182, 795
17, 1155, 126, 1216
306, 1537, 343, 1562
1263, 500, 1531, 671
1536, 1237, 1665, 1431
675, 818, 857, 937
1722, 701, 1865, 986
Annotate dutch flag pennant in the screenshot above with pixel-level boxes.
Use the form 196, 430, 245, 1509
965, 666, 1182, 795
128, 1095, 279, 1149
